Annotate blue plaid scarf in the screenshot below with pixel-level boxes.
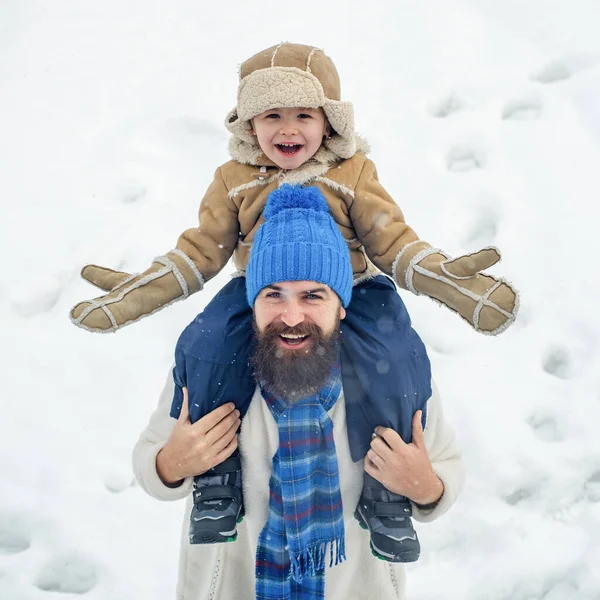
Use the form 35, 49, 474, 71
256, 367, 346, 600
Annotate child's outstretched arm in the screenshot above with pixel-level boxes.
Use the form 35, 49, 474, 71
351, 159, 518, 335
70, 167, 239, 333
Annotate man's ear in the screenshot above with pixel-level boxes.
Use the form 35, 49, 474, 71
339, 305, 346, 320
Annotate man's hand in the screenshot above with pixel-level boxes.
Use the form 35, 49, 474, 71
365, 410, 444, 506
156, 387, 241, 485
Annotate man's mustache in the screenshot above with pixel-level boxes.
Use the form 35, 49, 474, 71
263, 322, 321, 338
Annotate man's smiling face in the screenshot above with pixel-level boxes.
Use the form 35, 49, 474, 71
253, 280, 345, 348
252, 280, 346, 400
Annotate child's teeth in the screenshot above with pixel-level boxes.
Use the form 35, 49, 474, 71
278, 143, 301, 155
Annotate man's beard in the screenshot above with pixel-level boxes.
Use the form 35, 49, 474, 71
251, 317, 341, 402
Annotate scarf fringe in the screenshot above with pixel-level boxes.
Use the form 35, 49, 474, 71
290, 535, 347, 583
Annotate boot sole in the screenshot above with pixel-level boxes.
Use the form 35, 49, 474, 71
370, 541, 420, 563
354, 509, 420, 563
189, 513, 244, 545
189, 531, 238, 544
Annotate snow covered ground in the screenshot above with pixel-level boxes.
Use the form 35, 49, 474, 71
1, 0, 600, 598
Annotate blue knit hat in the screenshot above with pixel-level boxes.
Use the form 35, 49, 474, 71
246, 185, 353, 307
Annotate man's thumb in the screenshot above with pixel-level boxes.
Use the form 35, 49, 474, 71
412, 410, 425, 446
178, 387, 190, 423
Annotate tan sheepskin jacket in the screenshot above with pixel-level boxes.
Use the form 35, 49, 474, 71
71, 133, 516, 334
177, 140, 416, 283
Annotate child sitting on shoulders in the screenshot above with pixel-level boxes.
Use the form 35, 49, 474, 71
71, 42, 518, 563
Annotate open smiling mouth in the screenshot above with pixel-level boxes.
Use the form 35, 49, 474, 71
279, 333, 310, 349
276, 143, 303, 156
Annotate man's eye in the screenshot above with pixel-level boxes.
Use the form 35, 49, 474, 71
266, 292, 281, 298
305, 294, 321, 300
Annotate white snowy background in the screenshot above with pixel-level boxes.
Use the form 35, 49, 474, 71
1, 0, 599, 598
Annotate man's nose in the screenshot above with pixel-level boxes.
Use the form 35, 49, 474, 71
280, 304, 305, 327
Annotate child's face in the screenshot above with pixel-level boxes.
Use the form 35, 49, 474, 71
251, 107, 330, 170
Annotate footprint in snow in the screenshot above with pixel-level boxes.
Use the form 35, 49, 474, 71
527, 411, 564, 443
542, 581, 582, 600
10, 275, 61, 318
446, 145, 485, 173
531, 60, 574, 84
120, 183, 147, 205
0, 511, 101, 595
34, 553, 98, 594
542, 345, 573, 380
504, 483, 540, 506
502, 97, 543, 121
427, 93, 467, 119
460, 205, 500, 247
104, 471, 135, 494
583, 469, 600, 502
0, 513, 32, 555
530, 55, 597, 84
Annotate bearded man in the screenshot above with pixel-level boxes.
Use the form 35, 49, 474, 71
132, 186, 464, 600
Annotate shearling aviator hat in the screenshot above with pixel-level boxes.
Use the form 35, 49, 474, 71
225, 42, 356, 160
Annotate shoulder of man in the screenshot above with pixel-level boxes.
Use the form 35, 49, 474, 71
422, 380, 462, 461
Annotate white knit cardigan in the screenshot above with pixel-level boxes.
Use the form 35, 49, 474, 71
132, 371, 465, 600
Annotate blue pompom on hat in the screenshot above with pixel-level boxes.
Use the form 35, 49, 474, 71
246, 185, 353, 307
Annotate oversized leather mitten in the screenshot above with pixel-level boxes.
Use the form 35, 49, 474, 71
395, 243, 518, 335
70, 249, 204, 333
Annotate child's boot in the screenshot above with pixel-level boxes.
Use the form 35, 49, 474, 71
189, 452, 244, 544
354, 472, 420, 562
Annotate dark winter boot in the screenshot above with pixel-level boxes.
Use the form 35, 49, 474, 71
189, 453, 244, 544
354, 472, 420, 562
